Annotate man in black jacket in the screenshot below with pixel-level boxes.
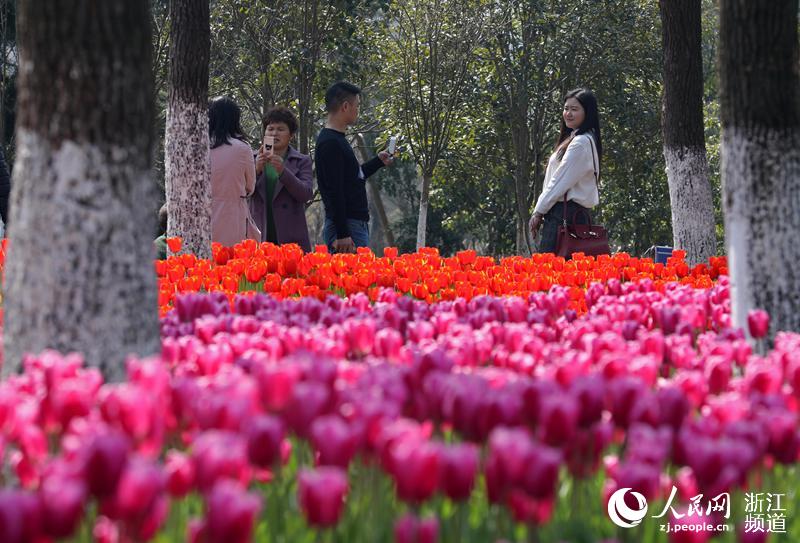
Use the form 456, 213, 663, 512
0, 149, 10, 227
315, 82, 393, 253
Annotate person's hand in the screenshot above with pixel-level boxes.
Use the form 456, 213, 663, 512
256, 146, 269, 175
268, 154, 285, 175
529, 213, 544, 237
378, 151, 393, 166
333, 237, 355, 253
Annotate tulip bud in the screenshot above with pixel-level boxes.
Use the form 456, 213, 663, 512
192, 431, 249, 493
284, 381, 332, 438
82, 431, 131, 499
204, 481, 262, 543
310, 415, 359, 469
165, 450, 195, 497
439, 443, 479, 501
298, 467, 348, 528
245, 415, 285, 469
747, 309, 770, 339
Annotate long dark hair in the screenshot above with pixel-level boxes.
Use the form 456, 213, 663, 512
553, 88, 602, 161
208, 96, 247, 149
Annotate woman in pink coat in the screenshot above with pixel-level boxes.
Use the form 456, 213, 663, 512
209, 96, 259, 246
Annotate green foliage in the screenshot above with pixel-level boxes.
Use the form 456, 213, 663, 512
148, 0, 725, 257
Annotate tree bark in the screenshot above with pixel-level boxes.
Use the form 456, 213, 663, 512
164, 0, 211, 259
3, 0, 159, 379
416, 171, 432, 249
659, 0, 717, 266
719, 0, 800, 340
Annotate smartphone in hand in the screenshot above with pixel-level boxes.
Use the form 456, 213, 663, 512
387, 135, 398, 156
263, 135, 275, 157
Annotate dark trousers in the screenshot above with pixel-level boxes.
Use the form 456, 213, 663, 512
537, 200, 590, 254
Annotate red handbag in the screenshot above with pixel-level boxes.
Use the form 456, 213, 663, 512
555, 201, 610, 258
555, 135, 610, 258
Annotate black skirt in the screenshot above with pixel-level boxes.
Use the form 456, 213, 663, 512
537, 200, 591, 254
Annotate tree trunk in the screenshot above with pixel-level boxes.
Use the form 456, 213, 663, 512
659, 0, 717, 266
719, 0, 800, 340
416, 171, 432, 249
3, 0, 159, 379
164, 0, 211, 258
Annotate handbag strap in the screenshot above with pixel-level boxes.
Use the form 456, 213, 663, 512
562, 133, 600, 226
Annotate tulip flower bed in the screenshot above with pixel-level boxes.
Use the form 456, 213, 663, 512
154, 240, 727, 315
1, 270, 799, 542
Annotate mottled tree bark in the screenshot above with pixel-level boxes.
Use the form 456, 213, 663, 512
416, 172, 432, 249
164, 0, 211, 258
3, 0, 159, 379
659, 0, 716, 266
719, 0, 800, 340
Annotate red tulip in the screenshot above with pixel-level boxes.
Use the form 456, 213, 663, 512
298, 467, 348, 528
747, 309, 770, 339
439, 443, 479, 501
205, 481, 262, 543
310, 415, 359, 468
245, 414, 285, 468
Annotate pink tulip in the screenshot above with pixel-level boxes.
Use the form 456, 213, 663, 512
394, 514, 439, 543
284, 381, 332, 437
390, 438, 442, 503
244, 414, 285, 469
40, 469, 87, 538
255, 364, 301, 412
520, 442, 562, 499
165, 449, 195, 497
192, 431, 249, 492
92, 515, 119, 543
439, 443, 479, 501
82, 431, 131, 499
205, 481, 262, 543
0, 490, 42, 543
310, 415, 359, 469
537, 395, 579, 446
747, 309, 770, 339
103, 458, 164, 525
298, 467, 348, 528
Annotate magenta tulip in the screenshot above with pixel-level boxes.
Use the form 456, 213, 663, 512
298, 467, 348, 528
205, 481, 262, 543
165, 449, 195, 497
747, 309, 770, 339
310, 415, 359, 468
245, 414, 285, 468
439, 443, 479, 501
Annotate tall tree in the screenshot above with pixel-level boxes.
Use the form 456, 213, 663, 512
659, 0, 716, 265
164, 0, 211, 258
382, 0, 487, 249
3, 0, 159, 379
719, 0, 800, 340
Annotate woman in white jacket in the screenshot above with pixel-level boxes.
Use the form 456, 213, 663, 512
529, 88, 602, 253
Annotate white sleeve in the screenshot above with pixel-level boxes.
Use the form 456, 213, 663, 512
533, 136, 594, 215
